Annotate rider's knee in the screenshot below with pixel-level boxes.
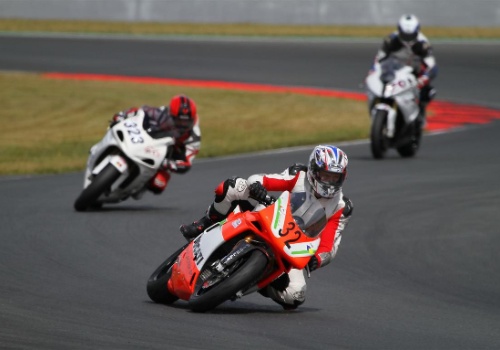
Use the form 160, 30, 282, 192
420, 85, 437, 103
266, 283, 306, 309
265, 269, 307, 309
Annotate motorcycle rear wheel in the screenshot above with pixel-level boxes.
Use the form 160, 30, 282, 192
189, 250, 268, 313
146, 244, 188, 304
397, 121, 421, 158
370, 110, 389, 159
74, 164, 121, 211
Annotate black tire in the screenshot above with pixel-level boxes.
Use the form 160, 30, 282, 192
188, 250, 268, 313
370, 110, 389, 159
397, 122, 421, 158
146, 244, 187, 304
74, 164, 121, 211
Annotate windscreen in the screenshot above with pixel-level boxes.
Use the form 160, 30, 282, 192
380, 56, 403, 83
289, 192, 327, 238
142, 114, 178, 139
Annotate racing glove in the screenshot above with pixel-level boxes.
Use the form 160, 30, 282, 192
417, 75, 430, 89
248, 182, 268, 203
109, 112, 125, 127
307, 255, 320, 272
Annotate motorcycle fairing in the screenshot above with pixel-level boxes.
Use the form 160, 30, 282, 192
168, 244, 198, 300
92, 154, 128, 175
256, 192, 320, 268
168, 222, 234, 299
367, 58, 420, 139
113, 115, 171, 169
167, 192, 321, 300
82, 113, 174, 201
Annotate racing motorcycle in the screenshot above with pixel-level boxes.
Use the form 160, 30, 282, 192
365, 56, 424, 159
74, 110, 175, 211
146, 190, 325, 312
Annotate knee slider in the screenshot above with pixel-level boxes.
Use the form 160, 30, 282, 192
266, 282, 306, 307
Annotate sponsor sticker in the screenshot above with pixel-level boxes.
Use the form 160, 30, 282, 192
232, 218, 242, 228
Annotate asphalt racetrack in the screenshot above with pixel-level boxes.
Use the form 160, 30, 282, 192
0, 35, 499, 349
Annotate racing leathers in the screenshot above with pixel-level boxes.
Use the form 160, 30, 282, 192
180, 164, 353, 309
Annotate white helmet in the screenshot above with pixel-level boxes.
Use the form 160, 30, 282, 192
397, 14, 420, 42
307, 145, 348, 198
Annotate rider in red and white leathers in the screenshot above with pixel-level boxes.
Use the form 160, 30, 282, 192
111, 95, 201, 195
180, 145, 353, 309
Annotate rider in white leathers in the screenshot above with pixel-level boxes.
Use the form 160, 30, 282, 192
180, 145, 353, 309
373, 14, 438, 120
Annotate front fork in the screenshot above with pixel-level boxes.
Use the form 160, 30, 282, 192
207, 235, 273, 298
215, 235, 269, 272
373, 103, 397, 138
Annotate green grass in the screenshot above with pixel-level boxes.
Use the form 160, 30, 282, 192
0, 72, 368, 175
1, 19, 499, 39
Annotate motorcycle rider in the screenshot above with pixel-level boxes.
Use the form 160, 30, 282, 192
110, 95, 200, 195
373, 14, 438, 121
180, 145, 354, 310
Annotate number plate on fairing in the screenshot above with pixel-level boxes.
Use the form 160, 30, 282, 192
123, 120, 144, 144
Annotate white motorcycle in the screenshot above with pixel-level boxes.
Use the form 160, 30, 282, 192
74, 110, 175, 211
365, 56, 424, 159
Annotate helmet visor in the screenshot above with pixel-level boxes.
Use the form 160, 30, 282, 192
316, 169, 343, 187
173, 115, 194, 132
398, 30, 418, 42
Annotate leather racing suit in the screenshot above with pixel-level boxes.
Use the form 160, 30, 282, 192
199, 164, 353, 309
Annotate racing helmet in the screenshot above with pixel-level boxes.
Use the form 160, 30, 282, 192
397, 14, 420, 42
168, 95, 197, 133
307, 145, 348, 198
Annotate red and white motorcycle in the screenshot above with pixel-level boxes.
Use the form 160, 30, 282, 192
74, 110, 175, 211
365, 56, 424, 159
146, 191, 324, 312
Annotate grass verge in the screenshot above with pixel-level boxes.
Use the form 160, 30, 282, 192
1, 19, 499, 39
0, 71, 369, 175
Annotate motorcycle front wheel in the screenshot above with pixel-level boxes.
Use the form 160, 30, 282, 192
74, 164, 121, 211
397, 120, 422, 158
146, 244, 188, 304
188, 250, 268, 313
370, 110, 389, 159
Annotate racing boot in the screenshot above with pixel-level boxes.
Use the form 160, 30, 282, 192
179, 215, 213, 241
147, 169, 171, 195
179, 204, 225, 241
258, 272, 304, 311
418, 85, 436, 129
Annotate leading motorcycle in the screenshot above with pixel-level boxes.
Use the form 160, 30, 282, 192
74, 110, 175, 211
365, 56, 424, 159
146, 190, 325, 312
